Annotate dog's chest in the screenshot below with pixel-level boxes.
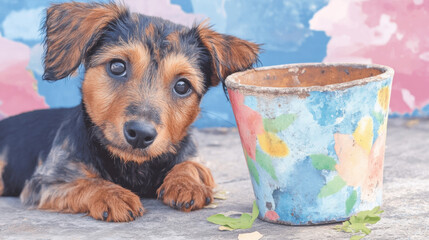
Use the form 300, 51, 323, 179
99, 156, 176, 198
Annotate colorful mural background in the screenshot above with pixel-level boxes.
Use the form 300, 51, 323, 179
0, 0, 428, 126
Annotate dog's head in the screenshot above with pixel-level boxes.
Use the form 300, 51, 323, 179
43, 2, 259, 163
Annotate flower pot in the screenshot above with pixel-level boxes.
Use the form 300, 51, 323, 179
225, 63, 394, 225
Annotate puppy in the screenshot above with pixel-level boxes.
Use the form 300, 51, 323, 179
0, 2, 259, 222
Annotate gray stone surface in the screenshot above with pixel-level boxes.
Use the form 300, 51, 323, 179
0, 119, 428, 239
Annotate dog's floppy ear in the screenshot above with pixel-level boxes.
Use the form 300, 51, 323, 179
42, 2, 127, 80
196, 23, 260, 86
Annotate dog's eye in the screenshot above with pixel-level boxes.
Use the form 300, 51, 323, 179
173, 78, 192, 96
109, 60, 126, 77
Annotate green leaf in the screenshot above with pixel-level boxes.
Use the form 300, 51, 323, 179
263, 114, 296, 133
335, 221, 353, 233
310, 154, 337, 171
340, 224, 353, 233
207, 213, 252, 229
256, 149, 278, 180
207, 214, 237, 225
336, 206, 384, 239
350, 235, 365, 240
346, 190, 358, 215
207, 201, 259, 230
369, 206, 384, 215
246, 154, 260, 185
363, 216, 381, 224
251, 200, 259, 222
350, 223, 371, 235
318, 176, 346, 198
350, 215, 360, 223
354, 206, 384, 223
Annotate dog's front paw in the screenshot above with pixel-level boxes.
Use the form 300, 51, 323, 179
157, 161, 215, 212
157, 175, 213, 212
88, 184, 144, 222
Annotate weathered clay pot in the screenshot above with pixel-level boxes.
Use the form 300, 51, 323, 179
225, 63, 394, 225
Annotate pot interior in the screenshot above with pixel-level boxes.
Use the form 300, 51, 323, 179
235, 65, 385, 88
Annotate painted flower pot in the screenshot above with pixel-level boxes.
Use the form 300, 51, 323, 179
225, 63, 394, 225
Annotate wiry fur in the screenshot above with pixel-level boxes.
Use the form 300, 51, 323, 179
0, 2, 259, 222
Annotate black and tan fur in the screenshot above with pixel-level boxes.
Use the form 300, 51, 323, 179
0, 2, 259, 222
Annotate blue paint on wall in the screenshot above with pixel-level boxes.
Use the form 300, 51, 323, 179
193, 87, 235, 128
260, 31, 330, 67
192, 0, 330, 127
171, 0, 194, 13
35, 73, 83, 108
223, 0, 329, 52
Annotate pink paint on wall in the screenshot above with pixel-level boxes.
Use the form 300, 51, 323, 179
310, 0, 429, 114
0, 36, 48, 117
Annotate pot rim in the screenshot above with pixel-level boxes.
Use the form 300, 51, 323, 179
225, 63, 394, 94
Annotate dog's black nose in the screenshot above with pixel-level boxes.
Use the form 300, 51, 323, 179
123, 121, 157, 149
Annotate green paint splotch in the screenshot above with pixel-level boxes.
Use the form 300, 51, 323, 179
263, 113, 296, 133
256, 148, 278, 181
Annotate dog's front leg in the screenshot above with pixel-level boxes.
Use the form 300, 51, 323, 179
156, 160, 215, 211
20, 163, 143, 222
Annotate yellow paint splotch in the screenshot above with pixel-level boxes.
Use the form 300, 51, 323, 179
353, 116, 374, 154
378, 86, 390, 111
257, 132, 289, 157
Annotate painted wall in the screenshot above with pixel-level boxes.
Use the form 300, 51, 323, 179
0, 0, 428, 127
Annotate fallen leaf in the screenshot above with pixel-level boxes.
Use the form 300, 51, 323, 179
350, 235, 365, 240
336, 206, 383, 240
219, 226, 234, 231
238, 231, 263, 240
207, 201, 259, 230
204, 202, 218, 209
406, 119, 419, 128
223, 211, 244, 217
214, 190, 229, 200
349, 222, 371, 235
207, 213, 252, 229
251, 201, 259, 222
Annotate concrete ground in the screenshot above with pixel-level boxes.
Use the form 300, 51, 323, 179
0, 118, 428, 240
